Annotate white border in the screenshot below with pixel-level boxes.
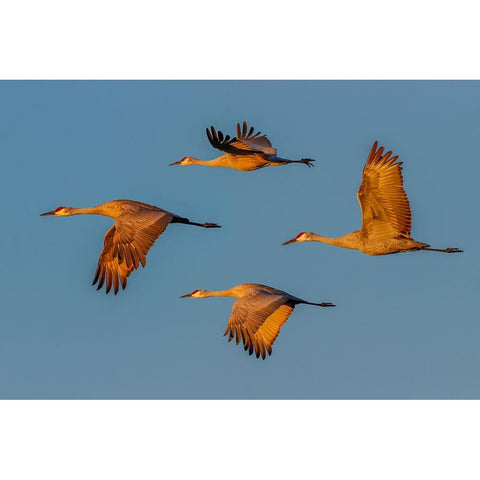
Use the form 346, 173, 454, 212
1, 401, 479, 479
0, 0, 479, 79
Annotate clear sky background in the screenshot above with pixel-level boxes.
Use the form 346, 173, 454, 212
0, 80, 478, 399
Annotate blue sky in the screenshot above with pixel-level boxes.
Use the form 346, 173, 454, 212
0, 80, 478, 399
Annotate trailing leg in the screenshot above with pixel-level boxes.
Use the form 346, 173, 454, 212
269, 156, 315, 168
421, 246, 463, 253
171, 216, 221, 228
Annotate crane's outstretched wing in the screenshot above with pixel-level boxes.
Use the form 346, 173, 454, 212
92, 210, 173, 294
230, 121, 277, 154
357, 141, 412, 240
206, 121, 276, 156
224, 293, 294, 359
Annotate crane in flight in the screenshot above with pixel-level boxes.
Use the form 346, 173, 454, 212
170, 121, 315, 171
283, 141, 463, 255
180, 283, 334, 359
41, 200, 221, 294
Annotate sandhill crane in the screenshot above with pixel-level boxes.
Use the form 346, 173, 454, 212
170, 121, 315, 171
180, 283, 334, 359
283, 141, 463, 255
41, 200, 221, 294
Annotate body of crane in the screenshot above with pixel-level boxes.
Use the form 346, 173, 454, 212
283, 141, 463, 255
41, 199, 221, 294
170, 121, 315, 171
180, 283, 334, 359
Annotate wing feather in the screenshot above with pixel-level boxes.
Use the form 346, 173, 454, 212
225, 293, 294, 359
92, 210, 173, 294
206, 125, 237, 153
206, 121, 276, 156
230, 121, 276, 154
357, 141, 412, 239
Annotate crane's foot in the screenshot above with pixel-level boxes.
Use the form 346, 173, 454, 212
320, 302, 335, 307
300, 158, 315, 168
203, 222, 221, 228
445, 247, 463, 253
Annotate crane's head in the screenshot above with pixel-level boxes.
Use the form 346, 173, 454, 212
170, 156, 193, 166
40, 206, 73, 216
282, 232, 309, 245
179, 289, 206, 298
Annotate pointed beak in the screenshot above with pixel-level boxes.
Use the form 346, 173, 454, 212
169, 160, 183, 166
179, 292, 193, 298
40, 209, 57, 216
282, 237, 298, 246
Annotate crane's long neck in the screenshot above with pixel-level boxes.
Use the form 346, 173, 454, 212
201, 288, 240, 298
66, 205, 115, 218
186, 155, 229, 167
306, 232, 362, 251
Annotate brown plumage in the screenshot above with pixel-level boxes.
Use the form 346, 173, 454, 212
170, 121, 315, 171
41, 200, 221, 294
180, 283, 334, 359
283, 141, 463, 255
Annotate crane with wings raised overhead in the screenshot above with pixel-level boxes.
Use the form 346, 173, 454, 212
180, 283, 334, 359
41, 200, 221, 294
170, 121, 315, 172
283, 141, 463, 255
